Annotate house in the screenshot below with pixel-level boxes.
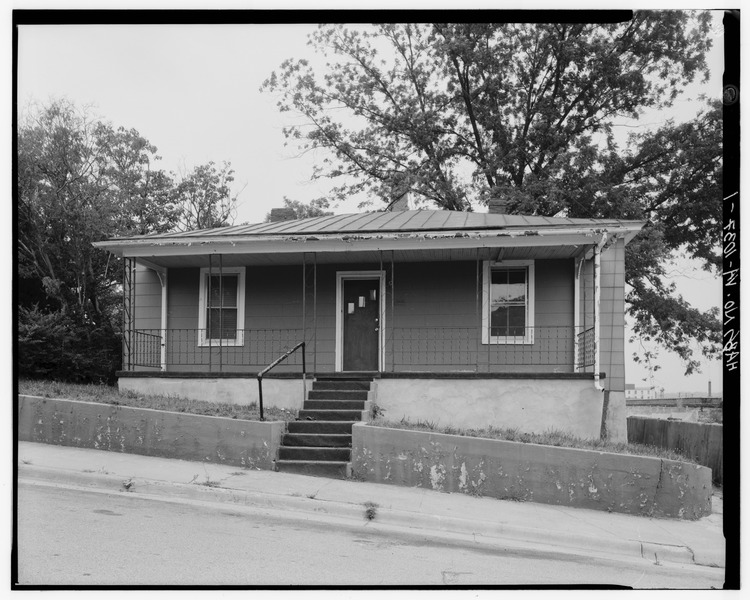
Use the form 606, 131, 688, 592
625, 384, 660, 400
94, 205, 644, 450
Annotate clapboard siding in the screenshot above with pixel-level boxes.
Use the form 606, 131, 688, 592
132, 265, 162, 330
135, 258, 594, 373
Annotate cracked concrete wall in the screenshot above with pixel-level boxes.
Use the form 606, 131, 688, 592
352, 424, 712, 520
118, 377, 306, 412
18, 395, 284, 470
374, 378, 603, 438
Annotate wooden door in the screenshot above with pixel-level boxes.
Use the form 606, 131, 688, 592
342, 278, 380, 371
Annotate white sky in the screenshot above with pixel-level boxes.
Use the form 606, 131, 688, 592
14, 12, 727, 394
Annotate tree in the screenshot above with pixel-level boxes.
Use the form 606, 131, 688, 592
172, 161, 239, 231
262, 14, 720, 373
17, 100, 178, 381
17, 99, 176, 325
265, 197, 334, 222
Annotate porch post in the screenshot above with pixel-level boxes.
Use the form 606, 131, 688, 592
390, 251, 395, 372
593, 241, 601, 387
313, 252, 318, 374
475, 250, 481, 373
573, 256, 583, 373
159, 270, 167, 372
301, 252, 307, 400
208, 254, 212, 373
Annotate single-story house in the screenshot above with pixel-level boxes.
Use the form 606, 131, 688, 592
94, 204, 643, 446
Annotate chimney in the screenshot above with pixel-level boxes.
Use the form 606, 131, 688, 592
268, 207, 297, 222
389, 190, 412, 211
488, 197, 509, 214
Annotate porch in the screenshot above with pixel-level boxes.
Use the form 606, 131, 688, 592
126, 324, 597, 374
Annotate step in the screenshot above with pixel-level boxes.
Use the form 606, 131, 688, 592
307, 390, 369, 401
282, 433, 351, 448
278, 446, 351, 461
286, 421, 356, 434
303, 399, 366, 411
315, 373, 376, 380
312, 380, 371, 391
275, 460, 350, 479
298, 409, 363, 421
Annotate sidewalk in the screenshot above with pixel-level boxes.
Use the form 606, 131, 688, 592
17, 441, 725, 569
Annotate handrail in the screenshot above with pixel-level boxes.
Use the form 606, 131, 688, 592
257, 341, 305, 421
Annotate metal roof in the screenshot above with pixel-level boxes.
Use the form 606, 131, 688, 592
111, 210, 644, 241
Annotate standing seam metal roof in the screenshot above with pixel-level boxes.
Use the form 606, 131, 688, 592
117, 210, 643, 240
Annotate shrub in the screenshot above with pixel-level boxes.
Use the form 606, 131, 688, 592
18, 306, 121, 384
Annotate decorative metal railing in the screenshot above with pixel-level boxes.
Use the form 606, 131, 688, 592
126, 325, 596, 373
391, 325, 593, 372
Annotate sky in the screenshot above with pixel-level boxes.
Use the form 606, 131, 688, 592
14, 11, 727, 394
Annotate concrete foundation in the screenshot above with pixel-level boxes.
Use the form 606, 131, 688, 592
118, 376, 306, 412
374, 378, 604, 439
18, 395, 285, 470
352, 424, 712, 520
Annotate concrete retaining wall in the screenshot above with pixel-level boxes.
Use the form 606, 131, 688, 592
628, 416, 723, 485
352, 424, 712, 520
373, 378, 604, 439
118, 376, 306, 412
18, 395, 284, 470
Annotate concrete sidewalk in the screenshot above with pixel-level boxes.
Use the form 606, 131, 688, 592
17, 442, 725, 569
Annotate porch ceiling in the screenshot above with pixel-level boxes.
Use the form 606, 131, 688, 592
134, 244, 587, 269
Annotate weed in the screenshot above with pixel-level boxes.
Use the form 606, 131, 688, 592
363, 501, 378, 521
21, 460, 32, 465
122, 478, 134, 491
370, 403, 386, 420
366, 421, 695, 463
18, 379, 297, 422
306, 492, 318, 500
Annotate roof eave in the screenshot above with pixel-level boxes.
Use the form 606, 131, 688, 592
93, 223, 645, 257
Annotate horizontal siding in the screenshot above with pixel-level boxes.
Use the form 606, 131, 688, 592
151, 258, 592, 373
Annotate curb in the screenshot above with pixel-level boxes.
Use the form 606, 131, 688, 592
19, 464, 707, 568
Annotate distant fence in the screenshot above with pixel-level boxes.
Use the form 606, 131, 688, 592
627, 416, 723, 485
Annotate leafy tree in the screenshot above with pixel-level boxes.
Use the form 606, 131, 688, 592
17, 99, 176, 325
265, 196, 334, 221
172, 161, 239, 231
262, 14, 720, 373
17, 100, 177, 381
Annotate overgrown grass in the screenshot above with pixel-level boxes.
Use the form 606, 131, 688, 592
18, 379, 297, 422
369, 417, 695, 463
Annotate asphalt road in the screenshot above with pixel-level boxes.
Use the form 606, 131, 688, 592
15, 480, 725, 588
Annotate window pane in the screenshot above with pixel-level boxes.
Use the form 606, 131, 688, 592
489, 266, 528, 339
490, 306, 509, 337
207, 308, 238, 340
508, 305, 526, 336
208, 275, 238, 308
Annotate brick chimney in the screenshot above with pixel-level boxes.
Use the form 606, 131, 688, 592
268, 207, 297, 222
488, 198, 509, 214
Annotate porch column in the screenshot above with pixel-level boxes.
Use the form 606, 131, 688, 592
593, 237, 605, 388
158, 270, 167, 372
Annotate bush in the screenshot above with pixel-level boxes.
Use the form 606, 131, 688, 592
18, 306, 121, 384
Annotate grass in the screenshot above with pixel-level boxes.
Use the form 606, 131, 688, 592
369, 417, 696, 464
18, 379, 298, 422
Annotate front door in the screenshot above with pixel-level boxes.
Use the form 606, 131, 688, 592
342, 278, 380, 371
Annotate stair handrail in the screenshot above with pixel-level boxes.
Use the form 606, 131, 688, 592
257, 341, 306, 421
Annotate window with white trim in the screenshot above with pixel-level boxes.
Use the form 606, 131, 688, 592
482, 260, 534, 344
198, 267, 245, 346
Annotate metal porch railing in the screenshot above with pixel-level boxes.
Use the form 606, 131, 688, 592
126, 326, 596, 374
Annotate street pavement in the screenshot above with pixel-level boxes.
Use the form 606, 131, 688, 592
16, 480, 725, 587
16, 441, 725, 582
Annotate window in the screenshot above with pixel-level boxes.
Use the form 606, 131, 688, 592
198, 267, 245, 346
482, 260, 534, 344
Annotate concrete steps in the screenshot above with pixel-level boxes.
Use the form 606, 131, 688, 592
276, 377, 373, 478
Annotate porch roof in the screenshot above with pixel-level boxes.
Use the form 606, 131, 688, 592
94, 210, 644, 264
